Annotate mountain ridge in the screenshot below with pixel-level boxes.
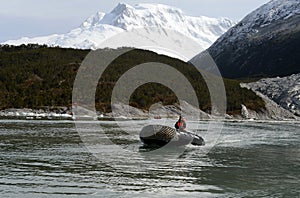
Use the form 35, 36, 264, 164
202, 0, 300, 79
2, 3, 234, 54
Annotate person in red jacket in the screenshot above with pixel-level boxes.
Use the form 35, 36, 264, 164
175, 115, 186, 132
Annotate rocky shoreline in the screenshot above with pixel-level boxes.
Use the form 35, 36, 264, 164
1, 98, 299, 121
0, 107, 74, 120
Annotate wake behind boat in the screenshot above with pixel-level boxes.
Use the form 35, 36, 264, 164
140, 125, 205, 147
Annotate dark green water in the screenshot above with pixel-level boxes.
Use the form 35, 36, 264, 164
0, 120, 299, 197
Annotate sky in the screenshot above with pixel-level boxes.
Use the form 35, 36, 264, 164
0, 0, 270, 42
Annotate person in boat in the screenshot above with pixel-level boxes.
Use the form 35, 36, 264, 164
175, 115, 186, 132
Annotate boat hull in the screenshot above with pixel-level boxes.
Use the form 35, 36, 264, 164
140, 125, 205, 147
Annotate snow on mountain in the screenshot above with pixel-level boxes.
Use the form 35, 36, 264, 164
243, 74, 300, 116
3, 3, 234, 56
212, 0, 300, 46
202, 0, 300, 78
242, 0, 300, 28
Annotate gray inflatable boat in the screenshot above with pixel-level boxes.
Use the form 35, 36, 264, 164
140, 125, 205, 147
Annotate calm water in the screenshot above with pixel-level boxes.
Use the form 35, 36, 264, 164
0, 119, 299, 197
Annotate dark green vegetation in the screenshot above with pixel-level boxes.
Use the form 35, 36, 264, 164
0, 44, 88, 109
0, 44, 265, 115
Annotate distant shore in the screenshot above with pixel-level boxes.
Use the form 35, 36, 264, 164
1, 107, 299, 122
0, 108, 73, 120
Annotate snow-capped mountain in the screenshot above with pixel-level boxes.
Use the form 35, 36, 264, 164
3, 3, 234, 55
244, 74, 300, 116
193, 0, 300, 78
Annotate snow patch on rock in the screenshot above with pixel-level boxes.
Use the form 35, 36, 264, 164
243, 74, 300, 116
241, 82, 299, 120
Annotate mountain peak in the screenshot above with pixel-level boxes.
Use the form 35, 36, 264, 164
111, 2, 134, 15
97, 3, 187, 30
3, 2, 234, 56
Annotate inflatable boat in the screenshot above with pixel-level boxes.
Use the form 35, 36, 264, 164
140, 125, 205, 147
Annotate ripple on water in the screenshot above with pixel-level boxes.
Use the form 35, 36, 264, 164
0, 120, 299, 197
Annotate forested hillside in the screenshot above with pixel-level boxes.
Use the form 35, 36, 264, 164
0, 44, 265, 115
